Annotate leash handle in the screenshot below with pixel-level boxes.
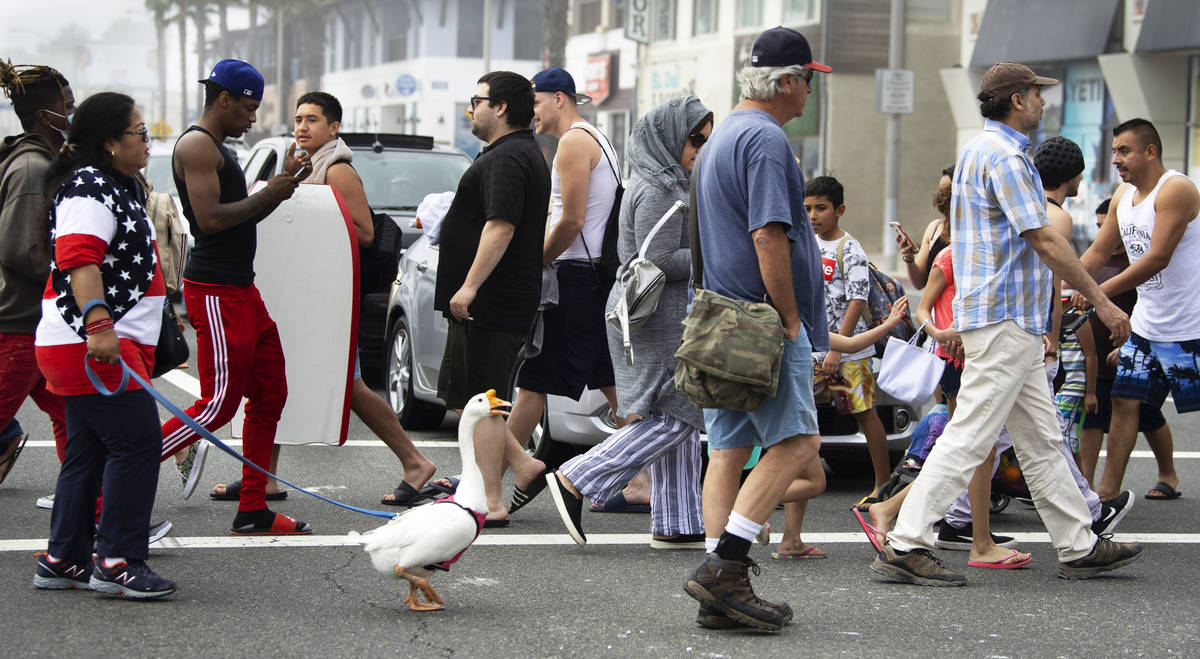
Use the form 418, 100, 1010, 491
84, 357, 397, 520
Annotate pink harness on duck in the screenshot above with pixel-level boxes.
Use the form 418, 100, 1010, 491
425, 495, 487, 571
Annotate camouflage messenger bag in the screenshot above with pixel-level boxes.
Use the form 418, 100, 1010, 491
674, 170, 786, 412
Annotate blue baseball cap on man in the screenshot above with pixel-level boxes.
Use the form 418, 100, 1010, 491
199, 59, 265, 101
750, 27, 832, 72
531, 67, 592, 105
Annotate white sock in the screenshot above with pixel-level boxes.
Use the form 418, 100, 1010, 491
46, 554, 63, 563
100, 557, 126, 568
724, 510, 763, 544
705, 537, 719, 553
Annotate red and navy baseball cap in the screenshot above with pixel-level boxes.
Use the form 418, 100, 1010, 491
531, 67, 593, 105
750, 27, 832, 73
199, 59, 265, 101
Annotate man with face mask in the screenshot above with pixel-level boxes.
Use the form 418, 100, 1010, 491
0, 60, 75, 486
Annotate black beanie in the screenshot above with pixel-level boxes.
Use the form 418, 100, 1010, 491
1034, 136, 1085, 189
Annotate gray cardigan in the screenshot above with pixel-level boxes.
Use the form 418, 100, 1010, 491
604, 176, 703, 429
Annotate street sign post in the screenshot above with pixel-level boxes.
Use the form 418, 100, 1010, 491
875, 68, 915, 114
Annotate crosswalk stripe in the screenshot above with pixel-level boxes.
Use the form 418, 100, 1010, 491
0, 532, 1196, 553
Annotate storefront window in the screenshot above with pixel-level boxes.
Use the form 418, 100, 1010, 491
655, 0, 676, 40
693, 0, 717, 35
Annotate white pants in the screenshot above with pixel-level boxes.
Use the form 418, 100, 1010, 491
888, 321, 1095, 561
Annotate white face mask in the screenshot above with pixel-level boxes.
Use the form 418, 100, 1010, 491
42, 109, 71, 142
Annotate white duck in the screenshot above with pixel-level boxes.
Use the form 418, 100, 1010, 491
351, 389, 508, 611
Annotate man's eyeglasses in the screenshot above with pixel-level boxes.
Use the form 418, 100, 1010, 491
468, 95, 493, 109
123, 127, 149, 142
795, 67, 814, 85
687, 131, 707, 149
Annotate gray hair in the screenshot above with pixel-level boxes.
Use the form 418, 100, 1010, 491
737, 65, 808, 102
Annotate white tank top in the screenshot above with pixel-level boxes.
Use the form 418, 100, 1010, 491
1116, 169, 1200, 341
548, 121, 620, 262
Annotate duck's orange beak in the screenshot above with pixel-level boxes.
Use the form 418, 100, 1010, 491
485, 389, 511, 416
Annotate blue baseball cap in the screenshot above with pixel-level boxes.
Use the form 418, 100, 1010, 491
199, 59, 265, 101
750, 27, 831, 72
530, 67, 592, 105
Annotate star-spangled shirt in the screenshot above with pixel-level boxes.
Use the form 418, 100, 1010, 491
34, 166, 165, 395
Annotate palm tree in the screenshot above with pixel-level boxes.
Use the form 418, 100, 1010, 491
176, 1, 190, 129
191, 1, 213, 114
542, 0, 568, 67
146, 0, 173, 127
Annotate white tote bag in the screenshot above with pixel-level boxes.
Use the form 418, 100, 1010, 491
877, 321, 944, 404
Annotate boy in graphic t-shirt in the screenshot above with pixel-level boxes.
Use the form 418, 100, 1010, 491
806, 176, 891, 501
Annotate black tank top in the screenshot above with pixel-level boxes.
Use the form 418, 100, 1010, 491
925, 229, 950, 283
174, 126, 256, 286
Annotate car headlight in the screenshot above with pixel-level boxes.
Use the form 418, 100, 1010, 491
893, 408, 912, 433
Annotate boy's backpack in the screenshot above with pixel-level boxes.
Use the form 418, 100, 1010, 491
835, 235, 916, 357
570, 126, 622, 286
332, 158, 404, 295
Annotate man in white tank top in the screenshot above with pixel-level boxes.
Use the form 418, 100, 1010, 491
505, 68, 622, 513
1079, 118, 1200, 502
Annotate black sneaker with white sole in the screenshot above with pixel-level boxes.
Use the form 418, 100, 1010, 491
89, 560, 177, 599
33, 553, 92, 590
546, 472, 586, 545
934, 521, 1016, 551
1091, 490, 1133, 535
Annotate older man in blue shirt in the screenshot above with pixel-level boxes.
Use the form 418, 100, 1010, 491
873, 62, 1142, 586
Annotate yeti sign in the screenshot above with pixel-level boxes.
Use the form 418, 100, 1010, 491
625, 0, 651, 43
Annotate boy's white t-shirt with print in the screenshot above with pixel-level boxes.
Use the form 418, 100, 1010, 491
815, 232, 875, 361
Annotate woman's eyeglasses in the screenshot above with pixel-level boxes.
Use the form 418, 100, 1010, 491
123, 127, 149, 142
687, 131, 707, 149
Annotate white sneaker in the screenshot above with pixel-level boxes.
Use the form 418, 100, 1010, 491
36, 494, 54, 509
180, 441, 209, 500
148, 520, 173, 544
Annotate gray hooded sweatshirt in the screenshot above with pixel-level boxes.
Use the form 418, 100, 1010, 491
0, 133, 55, 333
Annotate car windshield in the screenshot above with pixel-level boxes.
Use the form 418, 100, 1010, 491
144, 154, 178, 197
352, 150, 470, 211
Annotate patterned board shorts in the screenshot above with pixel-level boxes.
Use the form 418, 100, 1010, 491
1055, 393, 1085, 454
1111, 332, 1200, 414
813, 357, 877, 415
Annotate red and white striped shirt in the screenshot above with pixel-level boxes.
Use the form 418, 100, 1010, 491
35, 166, 166, 395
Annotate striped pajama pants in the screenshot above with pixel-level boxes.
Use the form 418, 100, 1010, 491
559, 411, 703, 536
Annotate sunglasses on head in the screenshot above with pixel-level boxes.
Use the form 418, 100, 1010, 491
687, 131, 707, 149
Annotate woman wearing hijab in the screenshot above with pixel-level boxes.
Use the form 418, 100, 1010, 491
545, 96, 713, 549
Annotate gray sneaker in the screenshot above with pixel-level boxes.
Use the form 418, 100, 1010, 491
36, 493, 54, 510
1058, 534, 1143, 580
685, 553, 789, 631
871, 543, 966, 587
179, 441, 209, 500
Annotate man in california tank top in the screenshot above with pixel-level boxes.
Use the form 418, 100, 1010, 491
1079, 118, 1200, 502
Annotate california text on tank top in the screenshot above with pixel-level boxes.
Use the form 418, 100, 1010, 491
173, 125, 257, 286
1116, 169, 1200, 342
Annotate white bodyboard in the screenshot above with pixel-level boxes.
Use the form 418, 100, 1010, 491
232, 183, 357, 446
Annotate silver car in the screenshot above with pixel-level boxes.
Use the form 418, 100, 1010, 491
386, 233, 921, 465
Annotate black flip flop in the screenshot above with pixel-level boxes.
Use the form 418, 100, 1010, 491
408, 476, 460, 506
483, 518, 510, 528
381, 481, 421, 506
1145, 481, 1182, 500
507, 470, 549, 515
210, 479, 288, 501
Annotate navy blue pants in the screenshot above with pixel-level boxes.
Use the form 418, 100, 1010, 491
49, 389, 161, 561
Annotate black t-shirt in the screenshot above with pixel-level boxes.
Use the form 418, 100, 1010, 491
174, 126, 257, 286
434, 129, 550, 333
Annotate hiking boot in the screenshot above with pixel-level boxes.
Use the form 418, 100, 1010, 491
871, 543, 966, 587
1091, 490, 1133, 535
89, 560, 177, 599
33, 553, 92, 590
1058, 534, 1143, 580
684, 554, 789, 631
934, 521, 1016, 551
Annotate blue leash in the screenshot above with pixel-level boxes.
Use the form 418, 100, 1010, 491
85, 357, 397, 520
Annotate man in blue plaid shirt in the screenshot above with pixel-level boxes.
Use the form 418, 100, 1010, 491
872, 62, 1142, 586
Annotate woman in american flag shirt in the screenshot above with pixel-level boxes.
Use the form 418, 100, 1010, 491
32, 92, 176, 599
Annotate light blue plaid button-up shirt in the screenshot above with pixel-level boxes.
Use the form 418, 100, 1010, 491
950, 119, 1053, 335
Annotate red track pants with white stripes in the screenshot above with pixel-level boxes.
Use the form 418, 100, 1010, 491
160, 281, 287, 512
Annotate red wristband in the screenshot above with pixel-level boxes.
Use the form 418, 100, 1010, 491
85, 318, 114, 335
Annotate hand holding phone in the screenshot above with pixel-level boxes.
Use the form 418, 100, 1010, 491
890, 221, 917, 254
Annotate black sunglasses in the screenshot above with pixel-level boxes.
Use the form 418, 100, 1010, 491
687, 131, 707, 149
123, 127, 149, 142
795, 67, 814, 84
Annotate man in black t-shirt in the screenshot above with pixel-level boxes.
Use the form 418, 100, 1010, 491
434, 70, 551, 525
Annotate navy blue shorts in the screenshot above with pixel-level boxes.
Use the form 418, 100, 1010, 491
1083, 377, 1167, 433
516, 261, 615, 400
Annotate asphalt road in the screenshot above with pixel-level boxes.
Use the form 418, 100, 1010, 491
2, 365, 1199, 657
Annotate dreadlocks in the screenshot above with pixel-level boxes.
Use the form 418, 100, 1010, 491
0, 59, 70, 129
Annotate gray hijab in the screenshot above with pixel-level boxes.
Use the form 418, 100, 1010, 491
626, 96, 711, 196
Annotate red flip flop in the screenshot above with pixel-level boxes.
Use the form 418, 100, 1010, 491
230, 512, 313, 536
852, 507, 885, 552
967, 550, 1032, 569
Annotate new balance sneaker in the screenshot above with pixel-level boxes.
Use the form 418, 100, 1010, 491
1058, 534, 1143, 580
1091, 490, 1133, 535
685, 554, 790, 631
35, 493, 54, 510
148, 520, 173, 545
89, 560, 177, 598
546, 472, 586, 545
934, 521, 1017, 551
871, 543, 966, 587
33, 553, 92, 590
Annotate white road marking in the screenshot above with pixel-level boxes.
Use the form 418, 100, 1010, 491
1, 532, 1197, 553
158, 368, 201, 398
